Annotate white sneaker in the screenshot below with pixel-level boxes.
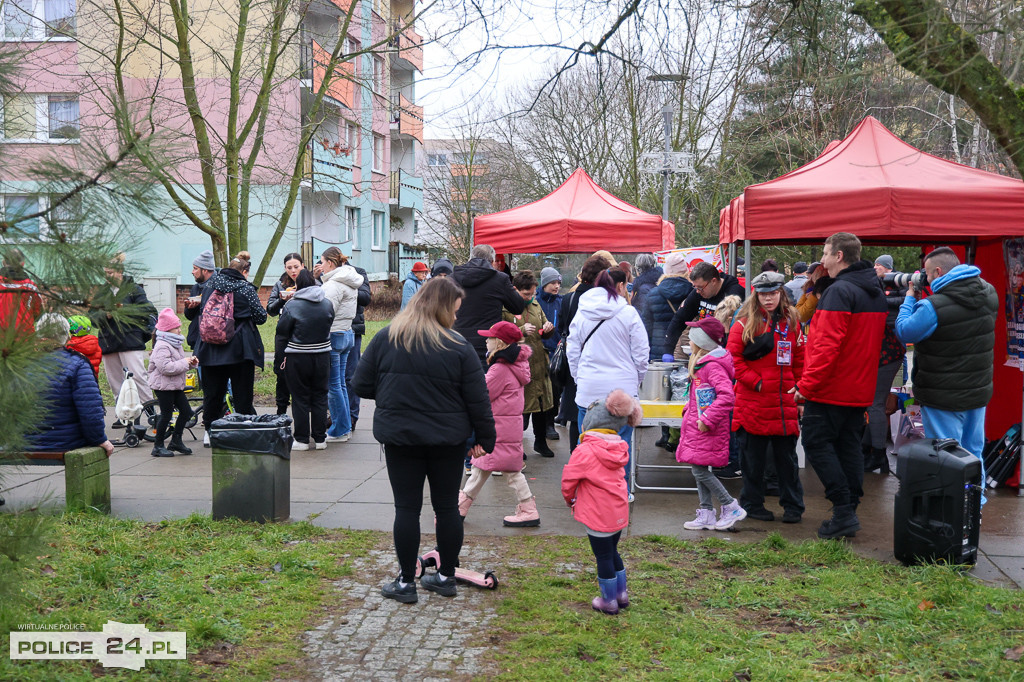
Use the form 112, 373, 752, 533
492, 470, 503, 476
292, 441, 310, 451
203, 432, 210, 447
715, 500, 748, 531
314, 441, 327, 451
683, 508, 717, 530
325, 432, 351, 443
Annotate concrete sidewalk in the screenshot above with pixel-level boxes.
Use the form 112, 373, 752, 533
2, 403, 1021, 589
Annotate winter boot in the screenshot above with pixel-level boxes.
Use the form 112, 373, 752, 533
615, 569, 629, 608
817, 504, 861, 539
715, 499, 748, 530
654, 426, 670, 448
151, 441, 174, 457
534, 440, 555, 457
458, 491, 473, 519
864, 447, 890, 474
168, 433, 193, 455
592, 577, 620, 615
683, 508, 717, 530
503, 497, 540, 527
546, 425, 559, 441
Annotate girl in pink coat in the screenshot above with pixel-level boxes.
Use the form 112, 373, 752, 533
562, 389, 642, 615
148, 308, 199, 458
459, 321, 540, 527
675, 317, 746, 531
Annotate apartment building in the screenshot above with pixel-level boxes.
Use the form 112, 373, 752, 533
0, 0, 424, 306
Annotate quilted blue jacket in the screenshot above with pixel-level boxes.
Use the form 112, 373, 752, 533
25, 348, 108, 451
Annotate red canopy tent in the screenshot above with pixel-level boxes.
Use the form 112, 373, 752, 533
473, 168, 675, 253
719, 115, 1024, 441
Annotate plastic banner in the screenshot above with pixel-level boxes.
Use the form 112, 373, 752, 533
1003, 238, 1024, 369
654, 245, 723, 270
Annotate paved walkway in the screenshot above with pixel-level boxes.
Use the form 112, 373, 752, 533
2, 403, 1022, 678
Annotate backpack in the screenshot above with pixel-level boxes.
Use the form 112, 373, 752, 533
200, 289, 235, 344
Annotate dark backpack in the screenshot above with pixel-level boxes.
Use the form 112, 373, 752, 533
200, 289, 235, 345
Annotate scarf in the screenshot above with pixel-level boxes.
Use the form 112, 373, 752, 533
156, 330, 185, 349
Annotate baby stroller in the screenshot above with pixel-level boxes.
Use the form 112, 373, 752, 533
111, 368, 146, 448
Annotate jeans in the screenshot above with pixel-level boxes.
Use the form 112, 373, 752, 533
578, 405, 633, 486
588, 532, 624, 580
801, 400, 865, 507
327, 330, 354, 438
921, 405, 988, 505
286, 352, 330, 444
740, 432, 804, 514
864, 360, 901, 450
384, 444, 465, 583
690, 464, 734, 509
346, 335, 362, 423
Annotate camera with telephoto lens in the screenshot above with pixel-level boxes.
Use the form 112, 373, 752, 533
882, 271, 928, 295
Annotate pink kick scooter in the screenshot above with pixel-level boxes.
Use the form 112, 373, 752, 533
414, 548, 499, 590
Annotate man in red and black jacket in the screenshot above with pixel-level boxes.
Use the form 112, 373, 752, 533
794, 232, 886, 540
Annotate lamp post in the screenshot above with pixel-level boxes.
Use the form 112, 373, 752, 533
642, 74, 692, 226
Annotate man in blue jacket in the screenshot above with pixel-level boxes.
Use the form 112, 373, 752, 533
896, 247, 998, 479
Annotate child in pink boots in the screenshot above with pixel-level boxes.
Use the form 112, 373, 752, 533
562, 389, 642, 615
677, 317, 746, 531
459, 321, 540, 527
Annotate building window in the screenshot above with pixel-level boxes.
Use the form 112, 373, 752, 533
3, 0, 76, 40
48, 95, 79, 139
427, 154, 447, 167
48, 192, 80, 230
1, 94, 79, 141
412, 218, 418, 235
345, 206, 359, 249
2, 195, 41, 236
346, 37, 360, 74
372, 134, 384, 172
372, 211, 384, 249
372, 56, 385, 94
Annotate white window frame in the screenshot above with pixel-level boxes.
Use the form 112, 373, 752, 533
345, 120, 358, 163
427, 153, 447, 167
0, 93, 80, 143
346, 36, 360, 74
2, 0, 76, 41
345, 205, 360, 250
372, 55, 385, 94
371, 210, 384, 250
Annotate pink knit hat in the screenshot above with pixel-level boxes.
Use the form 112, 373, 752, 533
156, 307, 181, 332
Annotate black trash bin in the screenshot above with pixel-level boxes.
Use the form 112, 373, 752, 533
211, 414, 292, 522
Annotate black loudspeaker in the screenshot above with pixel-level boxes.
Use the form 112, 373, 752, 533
894, 438, 982, 566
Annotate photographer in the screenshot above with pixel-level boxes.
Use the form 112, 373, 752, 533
895, 247, 998, 478
863, 255, 907, 473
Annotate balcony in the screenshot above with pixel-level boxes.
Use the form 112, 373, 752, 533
306, 0, 356, 18
303, 141, 354, 194
390, 94, 423, 143
389, 24, 423, 72
300, 38, 355, 109
389, 170, 423, 211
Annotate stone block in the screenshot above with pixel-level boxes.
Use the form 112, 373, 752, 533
64, 447, 110, 513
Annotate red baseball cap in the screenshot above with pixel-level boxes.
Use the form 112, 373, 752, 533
411, 261, 429, 272
478, 321, 522, 344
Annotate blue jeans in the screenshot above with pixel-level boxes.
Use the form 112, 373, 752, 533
578, 405, 633, 486
346, 336, 362, 422
921, 404, 987, 504
327, 330, 354, 438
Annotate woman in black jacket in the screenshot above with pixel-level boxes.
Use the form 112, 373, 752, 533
195, 251, 268, 440
266, 252, 304, 415
353, 277, 495, 604
276, 269, 334, 451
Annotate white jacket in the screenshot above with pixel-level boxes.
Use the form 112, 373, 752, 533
322, 264, 364, 333
567, 287, 650, 407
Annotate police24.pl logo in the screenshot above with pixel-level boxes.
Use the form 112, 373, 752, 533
10, 621, 186, 670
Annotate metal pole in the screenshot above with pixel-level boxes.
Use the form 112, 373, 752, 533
744, 240, 751, 296
662, 104, 673, 222
728, 242, 737, 276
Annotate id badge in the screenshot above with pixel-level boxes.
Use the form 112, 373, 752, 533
776, 340, 792, 366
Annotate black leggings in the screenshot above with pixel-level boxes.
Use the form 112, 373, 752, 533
522, 411, 547, 440
588, 531, 624, 579
384, 444, 465, 583
153, 389, 193, 443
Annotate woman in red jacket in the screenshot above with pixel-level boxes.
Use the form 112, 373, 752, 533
727, 272, 805, 524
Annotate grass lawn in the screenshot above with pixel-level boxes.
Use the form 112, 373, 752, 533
1, 516, 1021, 680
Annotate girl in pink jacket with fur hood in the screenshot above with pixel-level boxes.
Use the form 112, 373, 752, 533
562, 389, 642, 615
148, 308, 199, 458
676, 317, 746, 532
459, 321, 541, 528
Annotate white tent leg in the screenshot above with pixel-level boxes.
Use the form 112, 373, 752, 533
728, 242, 737, 276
